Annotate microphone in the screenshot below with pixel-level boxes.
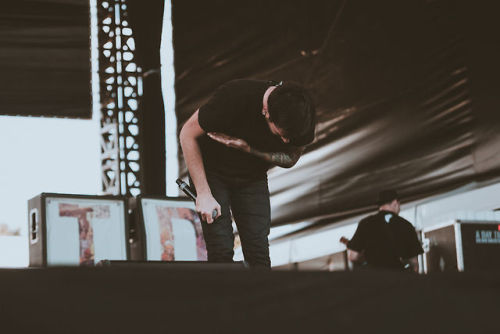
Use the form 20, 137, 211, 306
176, 179, 218, 220
176, 178, 196, 201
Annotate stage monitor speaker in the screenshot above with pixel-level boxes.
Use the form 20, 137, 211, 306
134, 196, 207, 262
28, 193, 130, 267
423, 219, 500, 272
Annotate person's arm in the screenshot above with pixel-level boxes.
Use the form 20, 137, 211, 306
207, 132, 304, 168
179, 110, 221, 224
347, 249, 366, 263
401, 220, 423, 273
407, 256, 419, 273
346, 220, 367, 264
249, 146, 304, 168
340, 236, 365, 264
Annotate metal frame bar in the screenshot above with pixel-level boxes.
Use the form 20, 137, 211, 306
97, 0, 142, 196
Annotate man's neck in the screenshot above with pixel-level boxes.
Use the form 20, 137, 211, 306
379, 206, 398, 214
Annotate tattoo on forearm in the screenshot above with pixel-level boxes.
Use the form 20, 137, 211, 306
249, 148, 302, 168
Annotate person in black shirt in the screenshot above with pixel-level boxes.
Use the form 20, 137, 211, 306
347, 190, 423, 272
179, 79, 316, 267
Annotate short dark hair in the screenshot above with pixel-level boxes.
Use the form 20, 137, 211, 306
267, 82, 316, 146
378, 190, 399, 206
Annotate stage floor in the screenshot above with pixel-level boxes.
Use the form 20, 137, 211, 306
1, 266, 498, 333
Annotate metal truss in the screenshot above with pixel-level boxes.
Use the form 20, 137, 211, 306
97, 0, 142, 196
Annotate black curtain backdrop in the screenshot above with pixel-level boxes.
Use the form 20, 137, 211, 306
172, 0, 500, 227
0, 0, 91, 118
127, 0, 166, 196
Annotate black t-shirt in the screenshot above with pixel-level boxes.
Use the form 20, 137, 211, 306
347, 211, 424, 270
197, 79, 313, 180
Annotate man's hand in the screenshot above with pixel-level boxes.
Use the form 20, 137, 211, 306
407, 256, 420, 273
196, 192, 221, 224
207, 132, 250, 152
347, 249, 366, 263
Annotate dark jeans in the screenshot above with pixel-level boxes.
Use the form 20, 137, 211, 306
191, 172, 271, 268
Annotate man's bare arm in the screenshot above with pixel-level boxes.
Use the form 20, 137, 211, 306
206, 132, 304, 168
248, 146, 304, 168
179, 110, 221, 223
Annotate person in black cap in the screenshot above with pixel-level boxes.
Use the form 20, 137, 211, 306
180, 79, 316, 268
345, 190, 423, 272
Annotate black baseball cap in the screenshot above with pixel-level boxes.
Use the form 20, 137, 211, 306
378, 190, 399, 206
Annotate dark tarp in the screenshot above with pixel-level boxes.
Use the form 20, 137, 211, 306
0, 0, 91, 119
172, 0, 500, 227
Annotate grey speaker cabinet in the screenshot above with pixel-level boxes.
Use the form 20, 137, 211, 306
28, 193, 130, 267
